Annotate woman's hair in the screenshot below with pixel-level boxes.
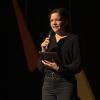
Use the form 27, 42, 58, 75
49, 8, 69, 21
49, 8, 72, 33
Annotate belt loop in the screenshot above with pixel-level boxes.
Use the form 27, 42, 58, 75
51, 72, 55, 77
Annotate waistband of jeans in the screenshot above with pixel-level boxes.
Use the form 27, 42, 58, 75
45, 70, 61, 78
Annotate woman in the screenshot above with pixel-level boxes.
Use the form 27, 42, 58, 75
38, 8, 81, 100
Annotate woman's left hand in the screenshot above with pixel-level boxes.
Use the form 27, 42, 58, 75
42, 60, 59, 71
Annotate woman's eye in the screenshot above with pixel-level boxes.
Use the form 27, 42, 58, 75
50, 19, 61, 22
56, 19, 61, 21
50, 20, 53, 22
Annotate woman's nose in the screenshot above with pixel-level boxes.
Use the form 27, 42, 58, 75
52, 21, 57, 25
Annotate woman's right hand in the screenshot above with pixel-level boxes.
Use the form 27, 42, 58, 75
41, 37, 50, 51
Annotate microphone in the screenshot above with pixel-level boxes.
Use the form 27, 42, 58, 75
41, 30, 53, 52
48, 29, 53, 40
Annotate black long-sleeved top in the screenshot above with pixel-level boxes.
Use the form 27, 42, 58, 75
37, 33, 81, 78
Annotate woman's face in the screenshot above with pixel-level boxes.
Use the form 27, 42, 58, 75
50, 12, 65, 33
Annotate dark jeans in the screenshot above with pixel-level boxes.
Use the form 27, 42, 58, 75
42, 73, 78, 100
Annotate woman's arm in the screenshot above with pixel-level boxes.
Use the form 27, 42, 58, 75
58, 35, 81, 74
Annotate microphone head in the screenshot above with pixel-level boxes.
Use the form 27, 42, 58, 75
48, 29, 53, 40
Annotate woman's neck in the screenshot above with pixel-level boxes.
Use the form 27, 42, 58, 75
55, 32, 69, 42
55, 31, 70, 37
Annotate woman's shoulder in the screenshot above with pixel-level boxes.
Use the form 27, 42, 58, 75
62, 33, 79, 46
69, 33, 79, 38
65, 33, 79, 41
58, 33, 79, 45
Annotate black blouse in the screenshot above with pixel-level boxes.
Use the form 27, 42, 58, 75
37, 33, 81, 77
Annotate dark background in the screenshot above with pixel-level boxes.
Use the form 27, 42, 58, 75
6, 0, 99, 100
